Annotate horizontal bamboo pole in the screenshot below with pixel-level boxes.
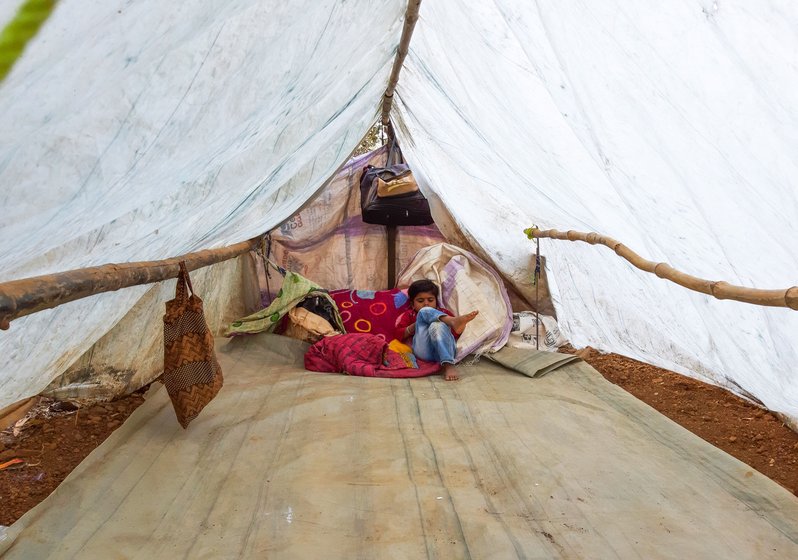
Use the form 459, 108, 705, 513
380, 0, 422, 126
524, 227, 798, 311
0, 236, 262, 330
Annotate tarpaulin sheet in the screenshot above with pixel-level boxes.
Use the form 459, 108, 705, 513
1, 0, 796, 427
393, 0, 798, 422
0, 0, 406, 408
2, 335, 796, 559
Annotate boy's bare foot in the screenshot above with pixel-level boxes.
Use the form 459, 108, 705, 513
441, 310, 479, 335
442, 363, 459, 381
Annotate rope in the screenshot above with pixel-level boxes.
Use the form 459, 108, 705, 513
254, 236, 285, 282
262, 235, 273, 304
253, 235, 288, 306
0, 0, 58, 83
534, 230, 541, 350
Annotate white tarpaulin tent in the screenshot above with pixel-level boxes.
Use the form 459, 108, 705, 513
0, 0, 796, 426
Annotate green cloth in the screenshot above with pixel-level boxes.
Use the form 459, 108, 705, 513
225, 271, 344, 336
1, 0, 58, 82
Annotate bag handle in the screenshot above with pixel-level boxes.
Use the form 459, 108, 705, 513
175, 261, 195, 302
386, 136, 405, 167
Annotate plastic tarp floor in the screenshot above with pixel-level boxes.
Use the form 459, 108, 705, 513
2, 335, 796, 559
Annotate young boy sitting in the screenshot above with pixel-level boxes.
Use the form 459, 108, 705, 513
394, 279, 479, 381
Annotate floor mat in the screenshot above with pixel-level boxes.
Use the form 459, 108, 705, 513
2, 334, 796, 559
488, 344, 581, 378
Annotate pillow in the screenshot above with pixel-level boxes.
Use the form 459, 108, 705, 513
330, 289, 409, 341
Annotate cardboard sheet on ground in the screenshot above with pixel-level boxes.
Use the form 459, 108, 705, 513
2, 335, 796, 559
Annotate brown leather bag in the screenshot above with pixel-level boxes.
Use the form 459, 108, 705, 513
376, 169, 418, 197
163, 261, 223, 428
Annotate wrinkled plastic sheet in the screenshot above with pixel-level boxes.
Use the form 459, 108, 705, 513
2, 0, 796, 431
393, 0, 798, 425
3, 335, 796, 559
0, 0, 407, 409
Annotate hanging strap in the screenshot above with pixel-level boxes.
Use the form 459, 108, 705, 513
386, 136, 405, 167
175, 261, 194, 303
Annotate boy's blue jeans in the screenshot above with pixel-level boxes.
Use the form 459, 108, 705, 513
412, 307, 457, 364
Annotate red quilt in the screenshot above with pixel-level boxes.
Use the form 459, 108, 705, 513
304, 333, 440, 378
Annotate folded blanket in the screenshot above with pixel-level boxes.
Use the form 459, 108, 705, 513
305, 333, 440, 378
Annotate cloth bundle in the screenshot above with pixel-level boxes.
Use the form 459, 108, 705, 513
283, 307, 336, 344
225, 270, 345, 337
508, 312, 568, 352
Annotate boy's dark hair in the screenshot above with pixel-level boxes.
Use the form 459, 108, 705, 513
408, 279, 439, 302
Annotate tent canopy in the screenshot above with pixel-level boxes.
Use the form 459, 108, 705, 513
0, 1, 796, 422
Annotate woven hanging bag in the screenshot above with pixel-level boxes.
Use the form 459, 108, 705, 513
163, 262, 223, 428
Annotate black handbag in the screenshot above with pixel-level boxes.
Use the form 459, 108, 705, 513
359, 141, 433, 226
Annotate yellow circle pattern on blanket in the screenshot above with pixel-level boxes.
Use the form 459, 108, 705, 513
353, 319, 372, 332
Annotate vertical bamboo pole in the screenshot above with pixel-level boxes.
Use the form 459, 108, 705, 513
380, 0, 422, 127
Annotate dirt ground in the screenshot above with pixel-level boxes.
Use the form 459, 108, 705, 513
0, 388, 147, 526
1, 351, 797, 527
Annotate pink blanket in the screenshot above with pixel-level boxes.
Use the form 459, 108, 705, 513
304, 333, 440, 378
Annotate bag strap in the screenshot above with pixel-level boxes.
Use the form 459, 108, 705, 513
386, 137, 405, 167
175, 261, 194, 302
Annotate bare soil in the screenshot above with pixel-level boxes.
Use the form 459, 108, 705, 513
0, 388, 147, 526
1, 350, 796, 527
